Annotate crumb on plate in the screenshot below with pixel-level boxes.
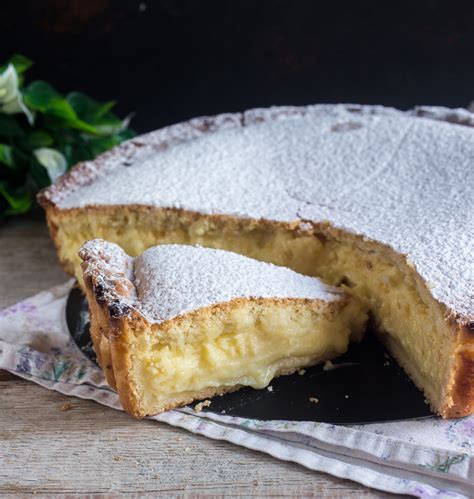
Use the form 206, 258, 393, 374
194, 400, 211, 412
323, 360, 334, 371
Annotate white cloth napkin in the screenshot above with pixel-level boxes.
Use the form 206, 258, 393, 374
0, 281, 472, 498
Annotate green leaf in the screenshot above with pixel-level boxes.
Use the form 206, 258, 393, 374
70, 119, 100, 134
83, 128, 135, 157
49, 128, 77, 146
0, 54, 135, 218
10, 54, 32, 74
25, 130, 54, 148
23, 82, 101, 134
93, 113, 125, 134
0, 144, 14, 168
86, 136, 122, 157
23, 81, 77, 120
116, 128, 135, 141
58, 143, 75, 166
29, 157, 54, 189
0, 114, 25, 137
0, 181, 33, 215
0, 54, 32, 76
41, 111, 100, 137
41, 114, 72, 132
67, 92, 116, 123
58, 141, 92, 166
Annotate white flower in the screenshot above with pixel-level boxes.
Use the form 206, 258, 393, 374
0, 64, 19, 102
34, 148, 67, 182
0, 64, 34, 124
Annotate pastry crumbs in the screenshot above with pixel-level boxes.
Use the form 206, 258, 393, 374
194, 400, 211, 412
323, 360, 334, 371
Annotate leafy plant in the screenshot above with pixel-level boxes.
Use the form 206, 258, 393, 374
0, 54, 134, 218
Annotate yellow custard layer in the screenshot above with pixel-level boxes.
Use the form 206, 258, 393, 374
130, 300, 366, 411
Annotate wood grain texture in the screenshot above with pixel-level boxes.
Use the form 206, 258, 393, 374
0, 217, 396, 496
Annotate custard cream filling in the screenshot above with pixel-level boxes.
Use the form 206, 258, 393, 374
131, 303, 364, 409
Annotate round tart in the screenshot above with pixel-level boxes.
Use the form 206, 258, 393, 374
39, 104, 474, 418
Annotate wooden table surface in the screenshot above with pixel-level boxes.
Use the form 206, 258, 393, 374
0, 217, 395, 497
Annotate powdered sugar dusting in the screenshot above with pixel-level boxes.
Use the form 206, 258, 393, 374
79, 239, 137, 318
133, 245, 341, 323
80, 238, 133, 278
53, 104, 474, 318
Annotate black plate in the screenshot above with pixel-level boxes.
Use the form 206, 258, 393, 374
67, 287, 434, 424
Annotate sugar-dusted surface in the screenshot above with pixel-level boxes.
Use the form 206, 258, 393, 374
81, 237, 134, 279
133, 244, 341, 323
50, 104, 474, 318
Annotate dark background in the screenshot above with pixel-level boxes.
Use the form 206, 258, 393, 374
1, 0, 473, 133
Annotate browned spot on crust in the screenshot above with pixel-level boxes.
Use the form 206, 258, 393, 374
443, 323, 474, 418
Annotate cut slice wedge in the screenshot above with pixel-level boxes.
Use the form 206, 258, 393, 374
79, 239, 368, 418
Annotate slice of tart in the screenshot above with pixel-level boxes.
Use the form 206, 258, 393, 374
79, 239, 368, 418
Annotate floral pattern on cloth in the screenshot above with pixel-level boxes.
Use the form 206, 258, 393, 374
0, 281, 472, 499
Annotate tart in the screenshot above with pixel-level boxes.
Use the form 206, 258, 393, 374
39, 104, 474, 418
79, 239, 367, 417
